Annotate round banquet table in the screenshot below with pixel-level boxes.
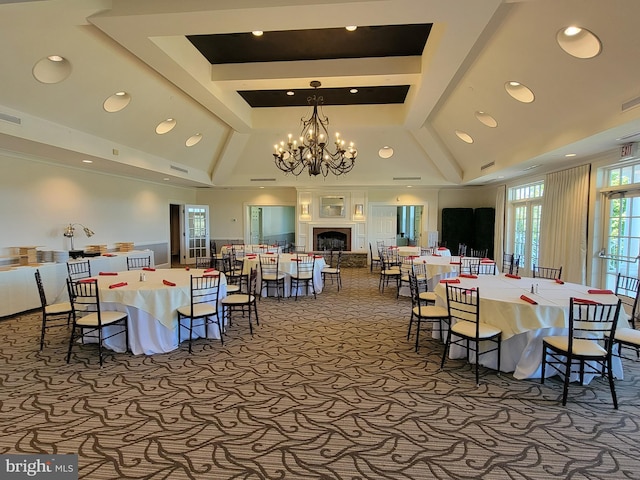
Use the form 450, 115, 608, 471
433, 274, 629, 382
82, 268, 227, 355
241, 253, 325, 297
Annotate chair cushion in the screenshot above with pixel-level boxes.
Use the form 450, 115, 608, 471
543, 336, 607, 356
45, 302, 72, 314
452, 320, 501, 339
614, 327, 640, 345
322, 267, 339, 274
418, 291, 437, 303
76, 310, 127, 327
226, 284, 241, 293
221, 294, 254, 305
177, 303, 218, 318
413, 305, 448, 318
382, 268, 400, 275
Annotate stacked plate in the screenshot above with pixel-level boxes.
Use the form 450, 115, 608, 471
53, 250, 69, 263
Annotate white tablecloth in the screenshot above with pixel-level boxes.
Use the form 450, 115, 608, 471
433, 274, 629, 381
220, 244, 282, 255
85, 268, 227, 355
242, 253, 325, 297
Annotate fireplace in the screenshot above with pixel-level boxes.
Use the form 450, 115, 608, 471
313, 227, 351, 251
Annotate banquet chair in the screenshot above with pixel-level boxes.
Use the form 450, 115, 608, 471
209, 240, 217, 255
379, 250, 401, 294
67, 259, 91, 281
608, 273, 640, 360
501, 253, 514, 273
66, 278, 129, 366
252, 245, 267, 254
457, 243, 467, 256
369, 243, 381, 272
441, 285, 502, 386
398, 257, 415, 298
35, 269, 73, 350
259, 254, 285, 300
292, 245, 307, 254
407, 273, 449, 353
221, 268, 259, 335
177, 274, 223, 353
477, 262, 497, 275
195, 256, 214, 269
420, 247, 433, 256
461, 257, 480, 275
541, 298, 621, 408
126, 255, 151, 270
532, 265, 562, 280
470, 248, 488, 258
413, 263, 437, 305
290, 254, 316, 300
321, 250, 342, 292
221, 254, 244, 294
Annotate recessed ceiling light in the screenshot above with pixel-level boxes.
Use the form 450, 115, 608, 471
286, 91, 294, 96
565, 153, 577, 157
505, 81, 535, 103
378, 146, 394, 158
163, 178, 170, 181
156, 118, 176, 134
497, 175, 505, 179
523, 164, 540, 171
82, 160, 93, 164
186, 133, 203, 147
345, 26, 357, 32
557, 26, 601, 59
252, 31, 263, 36
475, 111, 498, 128
259, 186, 265, 189
103, 91, 131, 112
350, 88, 358, 94
455, 130, 474, 143
33, 55, 72, 84
407, 185, 412, 188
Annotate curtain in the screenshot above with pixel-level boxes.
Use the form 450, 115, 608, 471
493, 185, 506, 268
539, 164, 590, 284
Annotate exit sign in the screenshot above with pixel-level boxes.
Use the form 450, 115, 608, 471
620, 142, 638, 159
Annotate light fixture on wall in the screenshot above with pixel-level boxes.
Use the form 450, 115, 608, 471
355, 204, 364, 216
272, 80, 357, 177
301, 204, 310, 215
63, 223, 95, 250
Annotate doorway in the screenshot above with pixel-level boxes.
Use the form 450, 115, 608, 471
246, 205, 295, 246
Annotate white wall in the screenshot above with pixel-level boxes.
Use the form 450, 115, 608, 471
0, 154, 196, 255
262, 206, 295, 237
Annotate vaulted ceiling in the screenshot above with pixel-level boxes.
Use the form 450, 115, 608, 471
1, 0, 640, 189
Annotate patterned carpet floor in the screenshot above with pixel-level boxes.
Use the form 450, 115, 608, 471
1, 267, 640, 479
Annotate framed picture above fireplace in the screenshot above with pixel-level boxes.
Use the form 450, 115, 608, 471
319, 196, 345, 218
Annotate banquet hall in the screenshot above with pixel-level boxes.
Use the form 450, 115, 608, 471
1, 1, 640, 478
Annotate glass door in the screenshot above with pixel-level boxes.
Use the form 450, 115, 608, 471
182, 204, 209, 264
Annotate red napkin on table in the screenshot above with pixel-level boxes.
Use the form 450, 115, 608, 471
204, 268, 217, 273
440, 278, 461, 284
204, 273, 220, 277
266, 252, 274, 254
555, 278, 565, 285
433, 254, 441, 257
293, 258, 301, 262
520, 294, 538, 305
78, 278, 96, 284
481, 257, 491, 262
505, 273, 521, 279
314, 255, 323, 258
99, 272, 117, 276
109, 282, 127, 289
143, 267, 156, 271
103, 253, 116, 257
308, 253, 313, 256
574, 298, 600, 305
459, 273, 478, 279
162, 279, 176, 287
587, 289, 614, 294
449, 261, 461, 265
437, 247, 447, 251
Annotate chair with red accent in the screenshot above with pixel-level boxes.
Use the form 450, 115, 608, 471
407, 273, 449, 353
290, 254, 316, 300
126, 255, 151, 270
541, 298, 621, 408
177, 274, 223, 353
221, 268, 259, 335
35, 269, 73, 350
608, 273, 640, 361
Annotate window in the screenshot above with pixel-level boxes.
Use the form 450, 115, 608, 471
601, 163, 640, 289
507, 181, 544, 273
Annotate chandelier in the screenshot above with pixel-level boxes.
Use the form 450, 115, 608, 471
272, 80, 357, 177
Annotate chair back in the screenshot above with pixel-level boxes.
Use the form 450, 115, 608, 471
34, 269, 48, 309
420, 247, 433, 256
252, 245, 267, 253
294, 254, 315, 278
458, 243, 467, 256
67, 260, 91, 281
615, 273, 640, 326
259, 254, 279, 276
195, 256, 213, 269
470, 248, 488, 258
210, 240, 217, 255
461, 257, 480, 275
189, 274, 221, 313
477, 261, 496, 275
502, 253, 513, 273
532, 265, 562, 280
408, 272, 422, 309
446, 284, 480, 335
567, 298, 621, 354
292, 245, 306, 254
380, 249, 399, 270
127, 255, 151, 270
247, 268, 258, 296
68, 279, 101, 317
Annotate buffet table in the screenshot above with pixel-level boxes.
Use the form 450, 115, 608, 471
0, 250, 155, 317
87, 268, 227, 355
433, 274, 629, 381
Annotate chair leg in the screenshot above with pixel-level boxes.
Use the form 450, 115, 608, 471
441, 329, 452, 368
414, 318, 421, 352
541, 345, 547, 384
607, 356, 618, 409
40, 315, 46, 350
475, 339, 479, 386
561, 358, 571, 406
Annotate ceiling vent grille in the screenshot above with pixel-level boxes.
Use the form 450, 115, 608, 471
392, 176, 421, 181
0, 112, 21, 125
170, 165, 188, 173
480, 161, 495, 170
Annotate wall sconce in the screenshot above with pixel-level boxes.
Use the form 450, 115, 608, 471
355, 204, 364, 216
301, 204, 309, 215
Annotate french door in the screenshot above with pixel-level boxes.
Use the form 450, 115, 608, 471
510, 201, 542, 275
182, 204, 210, 264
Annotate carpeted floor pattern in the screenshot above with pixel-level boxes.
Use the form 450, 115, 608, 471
1, 267, 640, 479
